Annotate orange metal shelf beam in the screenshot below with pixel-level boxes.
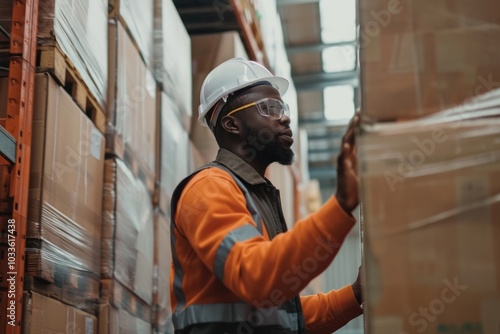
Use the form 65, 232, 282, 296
4, 0, 39, 332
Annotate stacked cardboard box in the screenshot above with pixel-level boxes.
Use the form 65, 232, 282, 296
100, 157, 154, 332
36, 0, 107, 105
101, 159, 154, 305
150, 3, 192, 331
0, 74, 105, 315
101, 11, 158, 331
359, 1, 500, 332
360, 0, 500, 122
1, 0, 110, 330
22, 291, 97, 334
107, 20, 157, 193
360, 116, 500, 333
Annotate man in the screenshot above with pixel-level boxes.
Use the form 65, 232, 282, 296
170, 57, 363, 333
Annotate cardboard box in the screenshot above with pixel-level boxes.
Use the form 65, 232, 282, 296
360, 0, 500, 121
154, 0, 192, 128
359, 0, 500, 35
2, 0, 110, 104
109, 0, 153, 66
152, 210, 174, 333
98, 303, 151, 334
107, 20, 157, 193
190, 32, 248, 164
359, 117, 500, 333
158, 92, 190, 215
22, 291, 97, 334
8, 73, 105, 306
102, 158, 154, 306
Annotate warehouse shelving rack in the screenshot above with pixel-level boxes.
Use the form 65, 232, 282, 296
174, 0, 269, 67
0, 0, 39, 333
0, 0, 266, 332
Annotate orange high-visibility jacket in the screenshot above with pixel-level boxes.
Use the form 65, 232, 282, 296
170, 149, 362, 333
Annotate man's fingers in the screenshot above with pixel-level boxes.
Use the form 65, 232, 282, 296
342, 113, 360, 147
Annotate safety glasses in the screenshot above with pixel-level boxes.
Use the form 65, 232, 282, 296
225, 98, 290, 120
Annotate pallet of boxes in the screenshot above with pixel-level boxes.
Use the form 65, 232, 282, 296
152, 0, 193, 332
101, 0, 157, 332
0, 0, 107, 332
0, 0, 194, 331
358, 0, 500, 333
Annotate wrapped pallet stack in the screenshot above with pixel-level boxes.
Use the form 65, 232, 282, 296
359, 0, 500, 332
100, 0, 157, 331
153, 0, 192, 333
0, 0, 107, 331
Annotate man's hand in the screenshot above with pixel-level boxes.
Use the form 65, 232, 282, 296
335, 113, 360, 214
351, 265, 364, 306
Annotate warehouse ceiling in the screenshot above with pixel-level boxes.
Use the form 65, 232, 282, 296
277, 0, 359, 189
174, 0, 359, 190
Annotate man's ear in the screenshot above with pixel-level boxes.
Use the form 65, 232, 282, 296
221, 115, 241, 135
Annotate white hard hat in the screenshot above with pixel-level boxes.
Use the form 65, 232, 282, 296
198, 57, 289, 130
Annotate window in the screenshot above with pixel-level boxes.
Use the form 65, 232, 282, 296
322, 45, 356, 73
324, 85, 355, 122
319, 0, 357, 43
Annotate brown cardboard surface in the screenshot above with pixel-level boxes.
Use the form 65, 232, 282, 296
360, 0, 500, 121
360, 0, 500, 34
107, 19, 157, 193
190, 32, 248, 163
102, 158, 154, 306
22, 291, 97, 334
359, 118, 500, 333
3, 73, 105, 307
98, 303, 152, 334
152, 210, 174, 332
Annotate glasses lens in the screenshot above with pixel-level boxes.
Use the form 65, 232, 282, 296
257, 98, 286, 119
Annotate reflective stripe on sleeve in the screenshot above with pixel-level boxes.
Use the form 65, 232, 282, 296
214, 224, 261, 281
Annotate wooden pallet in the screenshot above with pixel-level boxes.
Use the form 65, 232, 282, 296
24, 248, 99, 314
36, 41, 106, 135
100, 279, 151, 323
24, 276, 98, 315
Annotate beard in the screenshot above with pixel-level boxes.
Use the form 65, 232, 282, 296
241, 122, 295, 166
265, 136, 294, 165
